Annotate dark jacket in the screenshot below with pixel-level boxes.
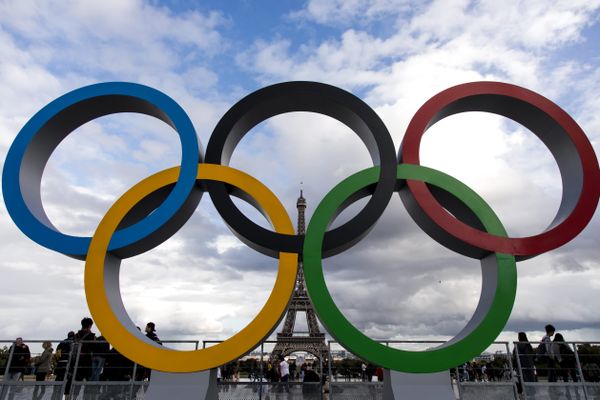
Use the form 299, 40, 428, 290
74, 329, 96, 368
101, 347, 134, 381
8, 344, 31, 374
146, 331, 161, 344
56, 338, 73, 362
92, 336, 110, 358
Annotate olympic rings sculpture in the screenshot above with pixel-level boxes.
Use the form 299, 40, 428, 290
3, 81, 599, 374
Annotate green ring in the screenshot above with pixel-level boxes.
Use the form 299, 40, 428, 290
303, 164, 517, 373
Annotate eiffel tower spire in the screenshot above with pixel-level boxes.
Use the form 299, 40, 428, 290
270, 189, 329, 363
296, 189, 306, 293
297, 189, 306, 234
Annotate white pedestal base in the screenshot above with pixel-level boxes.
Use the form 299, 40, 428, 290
144, 369, 218, 400
383, 369, 455, 400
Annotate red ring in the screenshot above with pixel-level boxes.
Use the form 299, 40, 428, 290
401, 81, 600, 258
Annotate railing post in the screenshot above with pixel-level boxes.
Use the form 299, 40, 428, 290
0, 342, 16, 400
504, 342, 518, 400
454, 367, 462, 399
513, 342, 527, 400
128, 367, 135, 400
327, 340, 333, 400
329, 341, 334, 400
2, 342, 15, 377
132, 362, 138, 382
58, 340, 75, 400
573, 342, 589, 400
318, 356, 323, 400
129, 357, 138, 400
71, 340, 82, 398
259, 342, 264, 400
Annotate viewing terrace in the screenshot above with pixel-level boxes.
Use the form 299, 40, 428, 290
2, 339, 600, 399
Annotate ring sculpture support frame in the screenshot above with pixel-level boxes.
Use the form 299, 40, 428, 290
3, 81, 600, 400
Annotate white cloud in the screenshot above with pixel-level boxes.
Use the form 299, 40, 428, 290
208, 234, 246, 254
289, 0, 412, 25
235, 0, 600, 344
0, 0, 230, 342
1, 0, 600, 356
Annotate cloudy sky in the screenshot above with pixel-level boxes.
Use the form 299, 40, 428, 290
1, 0, 600, 357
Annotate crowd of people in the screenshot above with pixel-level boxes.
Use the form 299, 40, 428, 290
2, 317, 161, 400
455, 323, 581, 389
2, 320, 588, 399
3, 318, 330, 398
218, 356, 323, 384
3, 322, 335, 399
513, 324, 581, 391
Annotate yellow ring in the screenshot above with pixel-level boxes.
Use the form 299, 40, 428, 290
85, 164, 297, 372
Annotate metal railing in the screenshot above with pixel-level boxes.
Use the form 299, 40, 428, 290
204, 340, 325, 400
2, 338, 600, 399
512, 340, 600, 400
0, 339, 198, 400
327, 340, 600, 400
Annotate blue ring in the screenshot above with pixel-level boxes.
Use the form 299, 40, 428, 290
2, 82, 201, 258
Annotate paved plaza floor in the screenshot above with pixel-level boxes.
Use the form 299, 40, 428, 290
2, 380, 600, 399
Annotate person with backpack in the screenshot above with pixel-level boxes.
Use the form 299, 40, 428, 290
68, 317, 97, 399
52, 331, 74, 400
74, 317, 97, 381
553, 333, 579, 382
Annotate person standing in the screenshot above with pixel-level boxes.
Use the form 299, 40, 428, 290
100, 346, 135, 382
553, 333, 578, 382
540, 324, 557, 382
145, 322, 162, 344
512, 332, 538, 398
267, 361, 278, 382
69, 317, 97, 400
289, 360, 296, 381
233, 361, 240, 382
74, 317, 97, 381
5, 337, 30, 381
279, 356, 290, 392
52, 331, 74, 400
91, 335, 110, 382
5, 337, 30, 400
515, 332, 536, 383
300, 361, 307, 381
302, 364, 321, 395
140, 322, 162, 381
32, 341, 53, 400
366, 363, 376, 382
361, 362, 367, 381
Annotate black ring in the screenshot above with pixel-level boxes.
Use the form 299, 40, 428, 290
205, 81, 398, 258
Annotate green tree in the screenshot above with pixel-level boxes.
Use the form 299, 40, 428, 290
577, 344, 600, 382
0, 345, 9, 370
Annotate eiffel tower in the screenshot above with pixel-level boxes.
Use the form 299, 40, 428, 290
270, 190, 329, 363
